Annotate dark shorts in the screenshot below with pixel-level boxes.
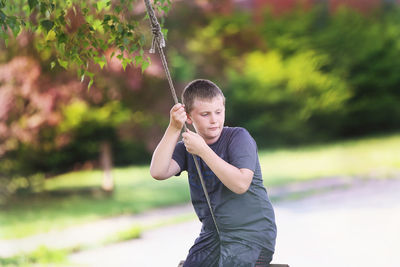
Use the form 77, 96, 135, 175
183, 231, 273, 267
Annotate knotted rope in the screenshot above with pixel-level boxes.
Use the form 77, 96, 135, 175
144, 0, 220, 236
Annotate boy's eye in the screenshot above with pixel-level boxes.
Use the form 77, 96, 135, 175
201, 113, 208, 117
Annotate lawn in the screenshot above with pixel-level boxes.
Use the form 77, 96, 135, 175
1, 133, 400, 239
0, 167, 190, 239
260, 133, 400, 185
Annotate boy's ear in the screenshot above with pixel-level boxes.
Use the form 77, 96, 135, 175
186, 113, 193, 124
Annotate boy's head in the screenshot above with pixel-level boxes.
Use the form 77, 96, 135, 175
182, 79, 226, 144
182, 79, 225, 114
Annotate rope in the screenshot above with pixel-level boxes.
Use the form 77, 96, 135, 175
144, 0, 220, 236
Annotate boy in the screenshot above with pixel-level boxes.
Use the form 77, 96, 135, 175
150, 79, 277, 267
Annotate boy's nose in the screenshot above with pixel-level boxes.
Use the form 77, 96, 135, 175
210, 114, 216, 123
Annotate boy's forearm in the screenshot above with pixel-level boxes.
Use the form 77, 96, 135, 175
150, 125, 181, 180
199, 146, 253, 194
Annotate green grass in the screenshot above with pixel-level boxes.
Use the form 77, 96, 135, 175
102, 225, 143, 245
1, 133, 400, 240
0, 245, 69, 266
260, 133, 400, 185
0, 166, 190, 239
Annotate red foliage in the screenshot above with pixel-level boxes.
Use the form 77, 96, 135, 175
255, 0, 313, 15
329, 0, 381, 13
0, 57, 84, 155
202, 0, 392, 19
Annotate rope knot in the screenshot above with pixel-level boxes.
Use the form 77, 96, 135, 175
145, 0, 166, 53
150, 30, 165, 53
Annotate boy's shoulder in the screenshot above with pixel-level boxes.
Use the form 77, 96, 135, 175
223, 126, 248, 133
223, 126, 257, 146
222, 126, 252, 140
219, 126, 256, 148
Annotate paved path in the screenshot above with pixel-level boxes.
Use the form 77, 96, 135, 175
67, 178, 400, 267
0, 204, 195, 258
2, 178, 399, 267
273, 178, 400, 267
0, 176, 352, 258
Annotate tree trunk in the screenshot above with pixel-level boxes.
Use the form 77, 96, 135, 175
100, 141, 114, 192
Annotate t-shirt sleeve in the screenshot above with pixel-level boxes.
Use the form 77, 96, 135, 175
172, 141, 187, 176
227, 128, 258, 172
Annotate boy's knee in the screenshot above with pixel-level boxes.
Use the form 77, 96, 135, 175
219, 243, 260, 267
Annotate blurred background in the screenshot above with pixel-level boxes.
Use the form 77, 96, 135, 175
1, 0, 400, 266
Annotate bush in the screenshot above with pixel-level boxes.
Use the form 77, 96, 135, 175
226, 49, 350, 145
259, 6, 400, 139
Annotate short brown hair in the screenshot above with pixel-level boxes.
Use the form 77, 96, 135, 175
182, 79, 225, 113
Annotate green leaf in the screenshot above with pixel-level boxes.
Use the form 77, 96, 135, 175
11, 24, 20, 37
134, 55, 142, 66
77, 68, 85, 81
94, 56, 106, 69
141, 59, 149, 73
74, 55, 83, 66
121, 58, 128, 70
161, 5, 170, 13
57, 32, 67, 44
97, 0, 110, 12
39, 2, 47, 15
50, 61, 56, 69
28, 0, 38, 11
99, 39, 107, 50
117, 24, 123, 33
0, 32, 9, 47
99, 61, 106, 69
0, 10, 5, 21
57, 59, 68, 69
40, 19, 54, 33
161, 28, 168, 39
123, 37, 129, 46
85, 71, 94, 79
88, 78, 94, 90
115, 5, 122, 13
92, 19, 103, 32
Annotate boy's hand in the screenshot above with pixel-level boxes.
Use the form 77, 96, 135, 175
182, 129, 208, 156
169, 103, 187, 131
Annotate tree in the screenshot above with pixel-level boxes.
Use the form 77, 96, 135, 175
0, 0, 171, 87
0, 0, 171, 198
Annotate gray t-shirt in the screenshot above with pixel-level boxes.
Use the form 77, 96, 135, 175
173, 126, 276, 253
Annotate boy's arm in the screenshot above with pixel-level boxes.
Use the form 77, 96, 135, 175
182, 130, 253, 194
150, 104, 186, 180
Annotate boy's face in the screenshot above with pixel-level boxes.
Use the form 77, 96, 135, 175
187, 96, 225, 145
